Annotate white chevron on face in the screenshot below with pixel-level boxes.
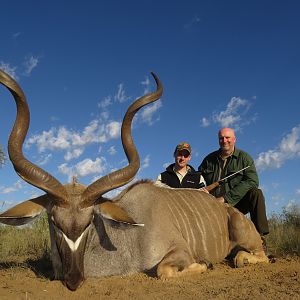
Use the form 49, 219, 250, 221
63, 230, 85, 252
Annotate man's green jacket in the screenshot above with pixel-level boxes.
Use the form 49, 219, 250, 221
198, 147, 259, 206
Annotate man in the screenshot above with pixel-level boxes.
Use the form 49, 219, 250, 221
156, 142, 206, 188
198, 128, 269, 238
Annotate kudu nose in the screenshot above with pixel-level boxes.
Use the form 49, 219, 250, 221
64, 272, 84, 291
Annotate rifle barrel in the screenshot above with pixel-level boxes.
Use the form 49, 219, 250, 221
204, 165, 250, 192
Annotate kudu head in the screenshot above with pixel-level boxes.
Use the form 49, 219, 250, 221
0, 69, 163, 290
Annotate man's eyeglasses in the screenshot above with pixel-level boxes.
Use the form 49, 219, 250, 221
176, 151, 190, 158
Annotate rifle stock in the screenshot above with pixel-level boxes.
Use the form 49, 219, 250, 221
205, 181, 221, 192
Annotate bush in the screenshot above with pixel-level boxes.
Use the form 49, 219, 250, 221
267, 203, 300, 256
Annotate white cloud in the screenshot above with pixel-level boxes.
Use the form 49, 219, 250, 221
23, 55, 39, 76
26, 119, 121, 159
98, 96, 113, 109
140, 155, 150, 170
37, 153, 52, 165
114, 83, 130, 103
105, 185, 126, 199
26, 127, 71, 152
200, 117, 210, 127
296, 189, 300, 196
141, 76, 151, 94
105, 121, 121, 139
285, 200, 300, 212
72, 120, 100, 146
201, 97, 255, 131
108, 146, 117, 155
75, 157, 106, 177
212, 97, 251, 129
64, 148, 84, 161
0, 180, 23, 194
0, 61, 18, 80
98, 83, 130, 109
139, 100, 162, 125
255, 125, 300, 171
100, 111, 109, 120
1, 56, 38, 81
58, 157, 107, 180
57, 163, 72, 177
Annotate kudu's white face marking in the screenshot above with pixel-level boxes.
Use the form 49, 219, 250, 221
62, 227, 87, 252
51, 206, 94, 252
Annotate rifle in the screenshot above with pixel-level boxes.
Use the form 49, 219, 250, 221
205, 166, 250, 192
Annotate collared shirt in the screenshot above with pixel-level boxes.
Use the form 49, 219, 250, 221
214, 155, 230, 197
174, 165, 190, 183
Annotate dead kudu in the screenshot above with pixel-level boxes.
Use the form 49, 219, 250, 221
0, 69, 268, 291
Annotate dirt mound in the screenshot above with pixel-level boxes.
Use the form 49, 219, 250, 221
0, 257, 299, 300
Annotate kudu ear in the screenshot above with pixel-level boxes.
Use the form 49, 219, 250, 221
0, 195, 51, 226
98, 201, 144, 226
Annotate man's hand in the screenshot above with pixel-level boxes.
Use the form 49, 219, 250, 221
199, 187, 209, 194
216, 197, 225, 203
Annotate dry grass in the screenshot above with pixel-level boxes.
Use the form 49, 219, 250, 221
266, 203, 300, 256
0, 214, 50, 263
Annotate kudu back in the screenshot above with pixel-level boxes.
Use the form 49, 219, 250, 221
0, 69, 268, 291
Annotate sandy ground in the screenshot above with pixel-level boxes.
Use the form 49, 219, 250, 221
0, 256, 299, 300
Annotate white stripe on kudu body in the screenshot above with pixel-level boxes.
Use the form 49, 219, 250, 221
193, 192, 223, 256
165, 189, 191, 245
177, 192, 208, 256
163, 188, 229, 261
165, 201, 181, 230
173, 197, 195, 247
183, 192, 210, 257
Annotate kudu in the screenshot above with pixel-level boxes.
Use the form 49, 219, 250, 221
0, 69, 268, 291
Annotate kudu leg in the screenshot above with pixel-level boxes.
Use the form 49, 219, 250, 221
234, 250, 269, 267
157, 246, 209, 279
227, 206, 269, 267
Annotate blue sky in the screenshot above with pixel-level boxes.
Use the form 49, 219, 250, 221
0, 0, 299, 215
